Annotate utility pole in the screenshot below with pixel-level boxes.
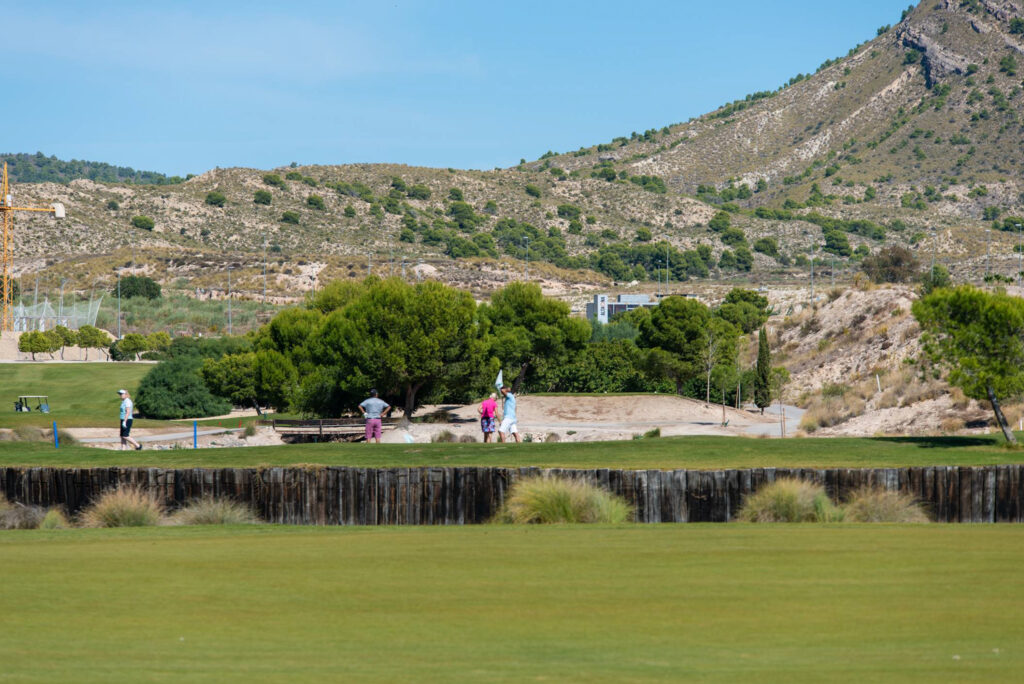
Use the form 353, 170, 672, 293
810, 256, 814, 301
665, 240, 670, 295
524, 237, 530, 280
116, 272, 121, 339
986, 228, 991, 280
227, 267, 232, 335
1010, 220, 1023, 286
59, 278, 66, 322
931, 227, 937, 282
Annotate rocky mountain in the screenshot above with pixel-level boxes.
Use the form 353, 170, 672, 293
8, 0, 1024, 297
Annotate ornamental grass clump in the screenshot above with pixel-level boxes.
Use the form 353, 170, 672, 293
843, 486, 930, 523
0, 494, 47, 530
79, 485, 165, 528
494, 475, 633, 524
738, 478, 843, 523
170, 496, 260, 525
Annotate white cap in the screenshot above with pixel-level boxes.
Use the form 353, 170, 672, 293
117, 389, 127, 395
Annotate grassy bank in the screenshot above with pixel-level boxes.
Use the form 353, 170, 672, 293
0, 363, 156, 428
0, 434, 1021, 470
1, 524, 1021, 682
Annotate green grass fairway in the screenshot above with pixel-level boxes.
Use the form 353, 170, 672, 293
1, 524, 1021, 682
1, 433, 1022, 470
0, 363, 154, 428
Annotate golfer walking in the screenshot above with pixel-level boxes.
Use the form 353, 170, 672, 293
118, 389, 142, 451
479, 392, 498, 443
498, 385, 520, 443
359, 389, 391, 444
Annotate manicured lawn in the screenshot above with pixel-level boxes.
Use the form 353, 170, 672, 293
0, 524, 1020, 682
0, 433, 1021, 470
0, 363, 154, 428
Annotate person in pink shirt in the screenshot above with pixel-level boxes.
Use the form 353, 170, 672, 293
479, 392, 498, 443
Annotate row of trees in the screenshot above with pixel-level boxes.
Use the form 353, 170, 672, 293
136, 278, 784, 419
18, 325, 110, 360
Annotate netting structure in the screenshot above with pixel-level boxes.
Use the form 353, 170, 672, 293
12, 296, 102, 332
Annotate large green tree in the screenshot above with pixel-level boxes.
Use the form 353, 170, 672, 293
913, 285, 1024, 443
305, 278, 486, 417
636, 296, 711, 394
754, 327, 771, 413
480, 282, 590, 393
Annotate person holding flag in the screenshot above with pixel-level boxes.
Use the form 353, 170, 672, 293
495, 370, 520, 443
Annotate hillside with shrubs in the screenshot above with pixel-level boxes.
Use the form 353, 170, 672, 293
8, 1, 1024, 297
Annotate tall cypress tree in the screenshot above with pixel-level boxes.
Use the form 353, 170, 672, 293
754, 327, 771, 414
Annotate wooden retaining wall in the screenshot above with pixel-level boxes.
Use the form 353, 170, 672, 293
2, 465, 1022, 524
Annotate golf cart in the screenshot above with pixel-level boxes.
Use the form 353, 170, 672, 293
14, 395, 50, 413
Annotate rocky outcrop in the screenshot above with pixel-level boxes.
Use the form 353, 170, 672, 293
898, 26, 970, 86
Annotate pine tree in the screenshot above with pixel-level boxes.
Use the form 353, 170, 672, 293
754, 327, 771, 414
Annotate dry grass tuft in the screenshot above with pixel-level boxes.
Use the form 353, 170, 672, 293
738, 479, 843, 523
79, 485, 166, 528
494, 476, 633, 524
843, 487, 929, 523
171, 496, 259, 525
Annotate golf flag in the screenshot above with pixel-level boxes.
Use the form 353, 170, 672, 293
495, 369, 503, 391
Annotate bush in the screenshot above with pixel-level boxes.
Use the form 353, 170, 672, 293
843, 487, 929, 523
738, 479, 843, 522
525, 184, 542, 198
861, 246, 920, 283
135, 357, 232, 419
263, 173, 285, 188
170, 497, 259, 525
307, 194, 325, 210
106, 199, 119, 210
130, 215, 155, 231
556, 204, 581, 220
0, 495, 47, 530
79, 485, 165, 527
39, 508, 70, 529
113, 274, 161, 300
253, 190, 272, 205
281, 211, 300, 224
205, 191, 226, 207
493, 476, 633, 524
407, 184, 431, 200
431, 430, 457, 443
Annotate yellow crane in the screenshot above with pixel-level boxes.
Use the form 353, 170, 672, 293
0, 161, 65, 331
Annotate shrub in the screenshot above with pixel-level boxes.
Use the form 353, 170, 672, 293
738, 479, 843, 522
205, 191, 226, 207
432, 430, 457, 443
113, 274, 161, 300
343, 204, 356, 218
39, 508, 70, 529
642, 428, 661, 439
458, 434, 477, 443
135, 357, 232, 419
494, 476, 633, 524
307, 194, 325, 210
281, 211, 300, 224
843, 487, 929, 523
263, 173, 285, 188
106, 199, 119, 210
861, 246, 920, 283
407, 184, 431, 200
79, 485, 165, 527
130, 215, 155, 231
556, 204, 581, 220
171, 497, 259, 525
0, 495, 47, 530
253, 190, 272, 205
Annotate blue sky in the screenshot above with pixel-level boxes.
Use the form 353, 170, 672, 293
9, 1, 912, 175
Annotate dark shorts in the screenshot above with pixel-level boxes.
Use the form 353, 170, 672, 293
481, 417, 496, 433
120, 418, 133, 438
365, 418, 382, 440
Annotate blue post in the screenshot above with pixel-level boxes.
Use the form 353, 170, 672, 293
193, 420, 198, 449
52, 421, 59, 449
